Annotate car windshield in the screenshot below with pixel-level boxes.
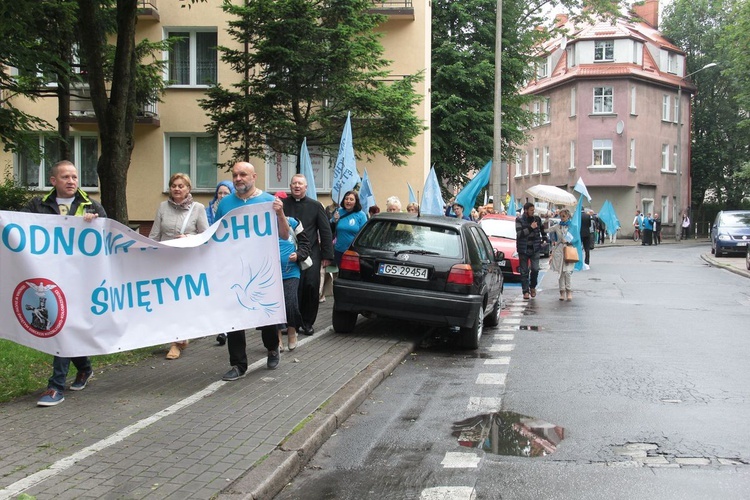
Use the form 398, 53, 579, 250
356, 220, 462, 258
720, 212, 750, 227
480, 219, 516, 240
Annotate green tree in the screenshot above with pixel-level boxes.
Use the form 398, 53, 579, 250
431, 0, 621, 189
662, 0, 750, 207
200, 0, 424, 168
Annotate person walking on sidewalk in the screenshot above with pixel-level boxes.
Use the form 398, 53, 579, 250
681, 213, 691, 239
214, 162, 291, 380
516, 202, 547, 300
22, 160, 106, 407
282, 174, 334, 335
276, 215, 310, 351
547, 209, 575, 301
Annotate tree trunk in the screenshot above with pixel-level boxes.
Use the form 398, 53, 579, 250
77, 0, 138, 225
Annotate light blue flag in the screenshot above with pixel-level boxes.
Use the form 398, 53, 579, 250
359, 168, 376, 215
421, 166, 446, 215
299, 138, 317, 201
407, 183, 417, 204
507, 195, 517, 216
598, 200, 620, 236
570, 194, 585, 271
331, 111, 361, 204
455, 160, 492, 211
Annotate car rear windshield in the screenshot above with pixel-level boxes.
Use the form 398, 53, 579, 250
356, 220, 463, 258
480, 219, 516, 239
720, 212, 750, 227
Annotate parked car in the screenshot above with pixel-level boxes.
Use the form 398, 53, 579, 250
479, 214, 520, 281
710, 210, 750, 257
332, 213, 504, 349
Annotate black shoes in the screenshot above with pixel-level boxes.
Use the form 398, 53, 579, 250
216, 333, 227, 346
267, 346, 280, 370
301, 325, 315, 336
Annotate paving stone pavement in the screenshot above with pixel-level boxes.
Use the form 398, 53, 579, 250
0, 299, 416, 500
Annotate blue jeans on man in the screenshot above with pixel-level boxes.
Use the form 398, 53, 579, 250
49, 356, 91, 392
519, 251, 541, 295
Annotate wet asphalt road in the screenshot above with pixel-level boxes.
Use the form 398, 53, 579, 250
275, 242, 750, 499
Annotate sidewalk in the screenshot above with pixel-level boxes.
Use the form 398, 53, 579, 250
0, 298, 416, 500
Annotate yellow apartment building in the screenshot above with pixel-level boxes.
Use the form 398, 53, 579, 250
1, 0, 430, 230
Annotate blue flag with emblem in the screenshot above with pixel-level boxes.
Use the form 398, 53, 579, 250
331, 111, 361, 204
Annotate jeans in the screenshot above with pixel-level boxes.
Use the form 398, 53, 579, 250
227, 327, 280, 374
518, 251, 540, 293
49, 356, 91, 392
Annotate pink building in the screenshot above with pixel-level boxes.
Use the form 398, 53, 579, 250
514, 2, 694, 237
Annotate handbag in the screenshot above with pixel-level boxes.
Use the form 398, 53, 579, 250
563, 245, 579, 263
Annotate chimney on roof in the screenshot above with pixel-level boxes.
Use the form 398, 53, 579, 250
632, 0, 659, 29
554, 13, 568, 27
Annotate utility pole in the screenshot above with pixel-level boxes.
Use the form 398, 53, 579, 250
490, 0, 504, 209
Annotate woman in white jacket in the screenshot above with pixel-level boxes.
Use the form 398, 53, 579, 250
547, 209, 575, 301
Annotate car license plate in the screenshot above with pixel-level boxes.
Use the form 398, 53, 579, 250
738, 242, 748, 246
378, 263, 428, 280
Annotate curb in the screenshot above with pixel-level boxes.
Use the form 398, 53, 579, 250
218, 340, 416, 500
700, 253, 750, 279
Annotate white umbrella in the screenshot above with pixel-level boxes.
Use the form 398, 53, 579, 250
525, 184, 577, 206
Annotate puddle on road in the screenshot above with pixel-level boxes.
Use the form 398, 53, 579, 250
452, 412, 564, 457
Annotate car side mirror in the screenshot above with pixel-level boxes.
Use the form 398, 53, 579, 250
495, 250, 505, 262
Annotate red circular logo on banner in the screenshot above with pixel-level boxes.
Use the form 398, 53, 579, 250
12, 278, 67, 338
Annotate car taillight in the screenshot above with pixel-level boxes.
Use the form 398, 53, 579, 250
447, 264, 473, 285
340, 250, 361, 273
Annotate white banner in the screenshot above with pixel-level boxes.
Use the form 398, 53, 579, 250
0, 203, 285, 357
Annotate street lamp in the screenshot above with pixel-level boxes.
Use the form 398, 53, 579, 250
675, 62, 717, 241
490, 0, 504, 208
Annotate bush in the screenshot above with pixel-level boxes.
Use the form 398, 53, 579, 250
0, 174, 31, 211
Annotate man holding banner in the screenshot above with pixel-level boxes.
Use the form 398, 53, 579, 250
22, 160, 107, 407
214, 162, 291, 380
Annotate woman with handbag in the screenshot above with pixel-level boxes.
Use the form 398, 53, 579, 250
548, 209, 577, 301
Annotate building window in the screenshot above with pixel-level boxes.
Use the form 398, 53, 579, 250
543, 146, 550, 173
515, 158, 522, 177
629, 139, 636, 168
166, 134, 217, 189
524, 151, 529, 176
570, 141, 576, 169
17, 135, 99, 189
533, 148, 540, 174
674, 96, 679, 124
662, 95, 670, 121
661, 144, 669, 170
661, 196, 669, 223
166, 29, 218, 86
630, 86, 637, 115
667, 53, 677, 74
264, 145, 333, 192
592, 139, 612, 166
537, 56, 549, 79
542, 98, 551, 124
532, 101, 540, 127
570, 87, 577, 117
593, 87, 613, 114
594, 41, 614, 62
567, 45, 576, 67
673, 145, 678, 172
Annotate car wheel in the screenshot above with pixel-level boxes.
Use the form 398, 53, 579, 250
715, 245, 723, 257
746, 246, 750, 270
459, 305, 484, 350
332, 308, 358, 333
484, 296, 501, 327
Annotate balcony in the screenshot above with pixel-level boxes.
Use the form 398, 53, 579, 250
137, 0, 159, 22
69, 90, 160, 127
368, 0, 414, 20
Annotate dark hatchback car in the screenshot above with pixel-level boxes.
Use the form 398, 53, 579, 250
710, 210, 750, 257
332, 213, 504, 349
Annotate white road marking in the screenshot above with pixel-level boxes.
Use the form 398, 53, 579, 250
476, 373, 506, 385
492, 334, 515, 341
441, 452, 481, 468
420, 487, 476, 500
484, 357, 510, 365
488, 344, 515, 352
502, 318, 521, 325
467, 397, 502, 412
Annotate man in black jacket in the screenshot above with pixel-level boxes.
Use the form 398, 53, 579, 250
21, 160, 106, 407
515, 203, 547, 299
580, 209, 592, 265
282, 174, 335, 334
